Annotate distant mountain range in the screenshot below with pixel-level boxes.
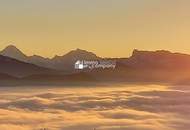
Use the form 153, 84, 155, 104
0, 45, 100, 72
1, 45, 190, 85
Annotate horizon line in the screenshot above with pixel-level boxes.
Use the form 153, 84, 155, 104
1, 44, 190, 59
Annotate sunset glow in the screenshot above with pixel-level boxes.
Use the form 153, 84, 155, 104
1, 0, 190, 57
0, 1, 190, 130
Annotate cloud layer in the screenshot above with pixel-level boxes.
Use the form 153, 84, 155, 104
0, 85, 189, 130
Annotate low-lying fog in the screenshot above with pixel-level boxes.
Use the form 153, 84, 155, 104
0, 84, 189, 130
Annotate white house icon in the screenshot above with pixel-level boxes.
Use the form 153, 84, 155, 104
75, 60, 84, 69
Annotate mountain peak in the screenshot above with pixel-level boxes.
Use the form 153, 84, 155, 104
52, 49, 100, 61
64, 48, 99, 59
5, 45, 17, 49
0, 45, 27, 61
72, 48, 91, 54
75, 48, 86, 52
3, 45, 23, 53
132, 49, 172, 57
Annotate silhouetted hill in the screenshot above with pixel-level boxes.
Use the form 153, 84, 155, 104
2, 45, 190, 85
0, 45, 51, 68
124, 49, 190, 70
0, 46, 100, 72
0, 55, 56, 77
81, 50, 190, 84
0, 73, 17, 80
28, 55, 50, 68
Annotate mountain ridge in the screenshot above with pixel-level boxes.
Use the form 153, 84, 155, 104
0, 45, 100, 71
2, 45, 190, 85
0, 55, 57, 77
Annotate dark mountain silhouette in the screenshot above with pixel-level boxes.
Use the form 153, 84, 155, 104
0, 73, 18, 86
0, 46, 100, 72
0, 55, 56, 77
28, 55, 50, 68
124, 49, 190, 70
0, 45, 50, 68
51, 48, 101, 71
0, 73, 17, 80
80, 49, 190, 84
1, 45, 190, 85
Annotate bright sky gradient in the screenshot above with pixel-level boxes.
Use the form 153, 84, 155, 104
0, 0, 190, 58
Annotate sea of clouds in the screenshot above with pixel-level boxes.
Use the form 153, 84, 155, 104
0, 85, 189, 130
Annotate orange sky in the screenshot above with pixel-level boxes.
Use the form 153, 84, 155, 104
0, 0, 190, 58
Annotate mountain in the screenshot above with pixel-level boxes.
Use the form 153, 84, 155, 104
80, 49, 190, 84
28, 55, 50, 68
51, 48, 101, 71
0, 45, 50, 67
2, 45, 190, 85
123, 49, 190, 70
0, 46, 101, 72
0, 73, 17, 80
0, 45, 28, 61
0, 55, 56, 77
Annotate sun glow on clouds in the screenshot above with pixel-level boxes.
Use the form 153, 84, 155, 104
0, 85, 189, 130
